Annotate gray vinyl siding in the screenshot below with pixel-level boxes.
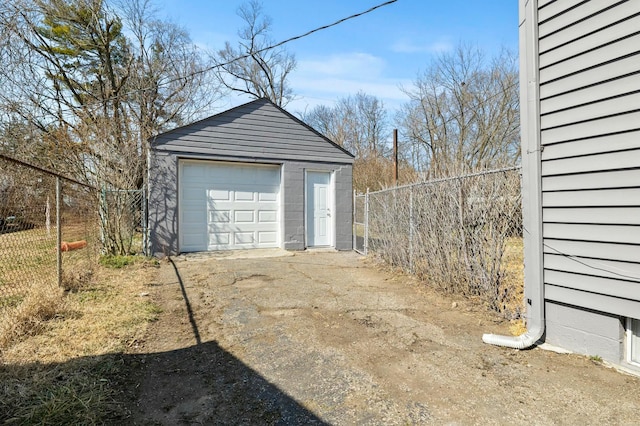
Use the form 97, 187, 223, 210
147, 98, 354, 256
152, 98, 354, 165
148, 152, 178, 256
147, 156, 353, 255
536, 1, 640, 315
281, 162, 353, 251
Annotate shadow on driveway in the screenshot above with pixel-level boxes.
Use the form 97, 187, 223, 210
131, 340, 327, 425
126, 257, 327, 424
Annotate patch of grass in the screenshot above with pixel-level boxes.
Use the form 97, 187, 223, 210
589, 355, 603, 363
0, 261, 159, 424
99, 254, 138, 269
0, 294, 24, 309
498, 237, 525, 319
142, 302, 163, 321
509, 318, 527, 336
0, 357, 128, 425
62, 269, 94, 293
0, 286, 65, 349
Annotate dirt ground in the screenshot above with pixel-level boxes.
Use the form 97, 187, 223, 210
128, 250, 639, 425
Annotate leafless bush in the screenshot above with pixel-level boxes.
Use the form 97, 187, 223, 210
361, 168, 523, 317
99, 189, 144, 255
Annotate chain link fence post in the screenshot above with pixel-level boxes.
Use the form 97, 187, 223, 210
364, 188, 369, 256
352, 189, 356, 251
409, 186, 414, 274
56, 177, 62, 287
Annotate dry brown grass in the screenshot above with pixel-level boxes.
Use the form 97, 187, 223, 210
0, 223, 99, 351
498, 236, 525, 319
0, 255, 160, 424
0, 285, 64, 349
1, 258, 159, 363
509, 318, 528, 336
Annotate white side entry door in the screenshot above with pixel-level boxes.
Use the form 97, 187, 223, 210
306, 171, 332, 247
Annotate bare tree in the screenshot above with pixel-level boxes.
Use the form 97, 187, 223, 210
0, 0, 221, 253
304, 91, 388, 158
397, 44, 519, 178
215, 0, 296, 106
304, 92, 416, 191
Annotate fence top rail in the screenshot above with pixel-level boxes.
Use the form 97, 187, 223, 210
0, 153, 96, 189
361, 165, 522, 196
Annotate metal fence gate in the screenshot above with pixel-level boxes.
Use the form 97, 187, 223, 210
99, 188, 147, 255
353, 190, 367, 255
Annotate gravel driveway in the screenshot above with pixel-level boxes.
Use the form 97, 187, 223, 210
131, 250, 639, 424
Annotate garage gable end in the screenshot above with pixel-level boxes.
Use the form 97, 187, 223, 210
152, 98, 354, 164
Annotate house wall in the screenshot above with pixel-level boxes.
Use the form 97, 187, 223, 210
521, 0, 640, 366
148, 151, 179, 256
147, 155, 353, 255
281, 162, 353, 251
545, 301, 625, 363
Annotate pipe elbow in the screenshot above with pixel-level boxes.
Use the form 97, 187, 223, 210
482, 326, 543, 350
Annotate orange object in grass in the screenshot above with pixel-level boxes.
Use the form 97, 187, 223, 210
60, 240, 87, 252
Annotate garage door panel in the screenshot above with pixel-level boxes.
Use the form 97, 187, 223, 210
258, 231, 277, 244
180, 161, 281, 251
210, 210, 230, 223
234, 191, 255, 201
234, 210, 255, 223
258, 210, 277, 223
259, 192, 278, 202
208, 189, 230, 201
234, 232, 255, 245
210, 232, 230, 245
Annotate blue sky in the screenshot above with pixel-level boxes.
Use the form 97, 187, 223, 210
157, 0, 519, 116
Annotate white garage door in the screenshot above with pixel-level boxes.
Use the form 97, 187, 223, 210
179, 160, 281, 251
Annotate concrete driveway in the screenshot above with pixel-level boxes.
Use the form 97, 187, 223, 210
131, 250, 639, 424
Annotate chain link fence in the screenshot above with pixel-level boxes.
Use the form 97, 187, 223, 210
100, 188, 146, 256
0, 155, 102, 347
355, 167, 524, 318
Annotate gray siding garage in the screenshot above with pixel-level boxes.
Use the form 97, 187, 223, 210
519, 0, 640, 370
148, 98, 354, 256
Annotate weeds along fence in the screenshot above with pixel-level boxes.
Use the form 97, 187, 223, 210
0, 154, 102, 347
354, 167, 524, 318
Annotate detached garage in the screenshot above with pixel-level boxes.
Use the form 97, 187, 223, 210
147, 98, 354, 256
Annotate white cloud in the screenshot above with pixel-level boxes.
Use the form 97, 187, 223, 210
390, 38, 453, 54
291, 77, 409, 101
288, 52, 413, 115
297, 52, 386, 79
193, 30, 233, 51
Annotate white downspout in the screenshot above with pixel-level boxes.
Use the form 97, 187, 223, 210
483, 0, 544, 349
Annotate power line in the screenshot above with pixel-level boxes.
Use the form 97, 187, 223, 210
543, 241, 640, 282
5, 0, 398, 111
198, 0, 399, 80
522, 226, 640, 282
